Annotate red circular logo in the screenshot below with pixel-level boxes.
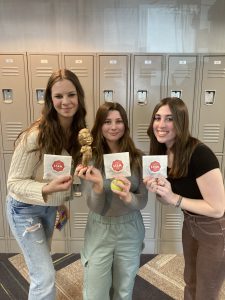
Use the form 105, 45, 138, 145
112, 160, 123, 172
149, 161, 161, 172
52, 160, 65, 172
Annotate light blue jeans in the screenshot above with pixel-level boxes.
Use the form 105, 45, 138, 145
6, 195, 57, 300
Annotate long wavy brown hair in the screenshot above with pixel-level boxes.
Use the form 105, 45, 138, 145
16, 69, 87, 165
91, 102, 143, 172
147, 97, 200, 178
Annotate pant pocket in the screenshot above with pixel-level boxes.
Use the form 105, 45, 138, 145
80, 251, 89, 267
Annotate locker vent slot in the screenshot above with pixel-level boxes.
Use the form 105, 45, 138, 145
1, 67, 20, 76
35, 67, 54, 77
137, 124, 149, 142
164, 214, 182, 230
73, 213, 88, 229
6, 122, 23, 141
172, 69, 192, 78
207, 70, 225, 78
70, 67, 89, 77
141, 212, 152, 230
138, 69, 157, 78
104, 68, 123, 78
203, 124, 220, 143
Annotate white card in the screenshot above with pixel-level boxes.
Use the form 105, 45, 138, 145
43, 154, 72, 180
142, 155, 168, 178
103, 152, 131, 179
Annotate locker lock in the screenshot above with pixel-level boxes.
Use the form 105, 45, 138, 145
2, 89, 13, 103
137, 90, 147, 105
104, 90, 113, 102
36, 89, 45, 104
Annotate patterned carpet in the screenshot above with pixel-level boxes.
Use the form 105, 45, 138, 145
0, 253, 224, 300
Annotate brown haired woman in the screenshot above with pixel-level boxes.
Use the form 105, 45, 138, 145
144, 97, 225, 300
75, 102, 148, 300
6, 69, 87, 300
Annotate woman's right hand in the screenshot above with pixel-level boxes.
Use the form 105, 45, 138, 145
75, 165, 103, 193
42, 175, 73, 197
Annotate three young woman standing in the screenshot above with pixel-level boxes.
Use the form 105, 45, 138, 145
6, 68, 225, 300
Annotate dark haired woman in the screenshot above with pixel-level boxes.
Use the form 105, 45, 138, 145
144, 97, 225, 300
75, 102, 148, 300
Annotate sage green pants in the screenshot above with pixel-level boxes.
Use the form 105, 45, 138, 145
81, 210, 145, 300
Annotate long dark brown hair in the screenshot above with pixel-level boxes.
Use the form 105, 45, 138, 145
16, 69, 87, 165
147, 97, 200, 178
91, 102, 143, 172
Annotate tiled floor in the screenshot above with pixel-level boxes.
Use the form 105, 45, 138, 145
0, 253, 174, 300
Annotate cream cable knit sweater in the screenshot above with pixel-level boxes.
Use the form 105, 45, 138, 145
7, 129, 71, 206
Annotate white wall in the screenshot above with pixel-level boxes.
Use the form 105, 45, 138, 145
0, 0, 225, 53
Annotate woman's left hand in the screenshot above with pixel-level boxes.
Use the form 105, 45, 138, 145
111, 176, 132, 204
144, 176, 177, 206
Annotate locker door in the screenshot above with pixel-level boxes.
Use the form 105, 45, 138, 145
98, 54, 130, 112
159, 55, 198, 253
141, 194, 157, 254
27, 53, 60, 122
198, 55, 225, 154
0, 151, 7, 251
3, 153, 20, 252
159, 206, 184, 253
0, 53, 30, 151
67, 194, 89, 252
131, 55, 163, 154
167, 55, 197, 130
63, 54, 96, 129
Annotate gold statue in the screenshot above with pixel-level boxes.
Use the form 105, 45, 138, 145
78, 128, 93, 167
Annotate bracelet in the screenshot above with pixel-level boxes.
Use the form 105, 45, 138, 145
175, 195, 183, 207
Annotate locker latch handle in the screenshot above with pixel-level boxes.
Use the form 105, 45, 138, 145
171, 90, 182, 98
36, 89, 45, 104
104, 90, 113, 102
2, 89, 13, 103
137, 90, 147, 105
205, 90, 215, 105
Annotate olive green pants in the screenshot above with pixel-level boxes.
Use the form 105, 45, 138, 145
81, 210, 145, 300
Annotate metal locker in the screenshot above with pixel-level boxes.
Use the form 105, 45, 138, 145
67, 194, 89, 253
27, 53, 60, 122
159, 205, 184, 253
97, 54, 130, 112
131, 54, 164, 154
197, 55, 225, 154
3, 152, 17, 252
0, 53, 30, 151
0, 151, 7, 252
166, 55, 198, 130
63, 54, 96, 129
159, 55, 198, 253
141, 195, 157, 254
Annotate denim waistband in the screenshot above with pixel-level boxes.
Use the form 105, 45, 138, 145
89, 210, 142, 224
183, 210, 225, 223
